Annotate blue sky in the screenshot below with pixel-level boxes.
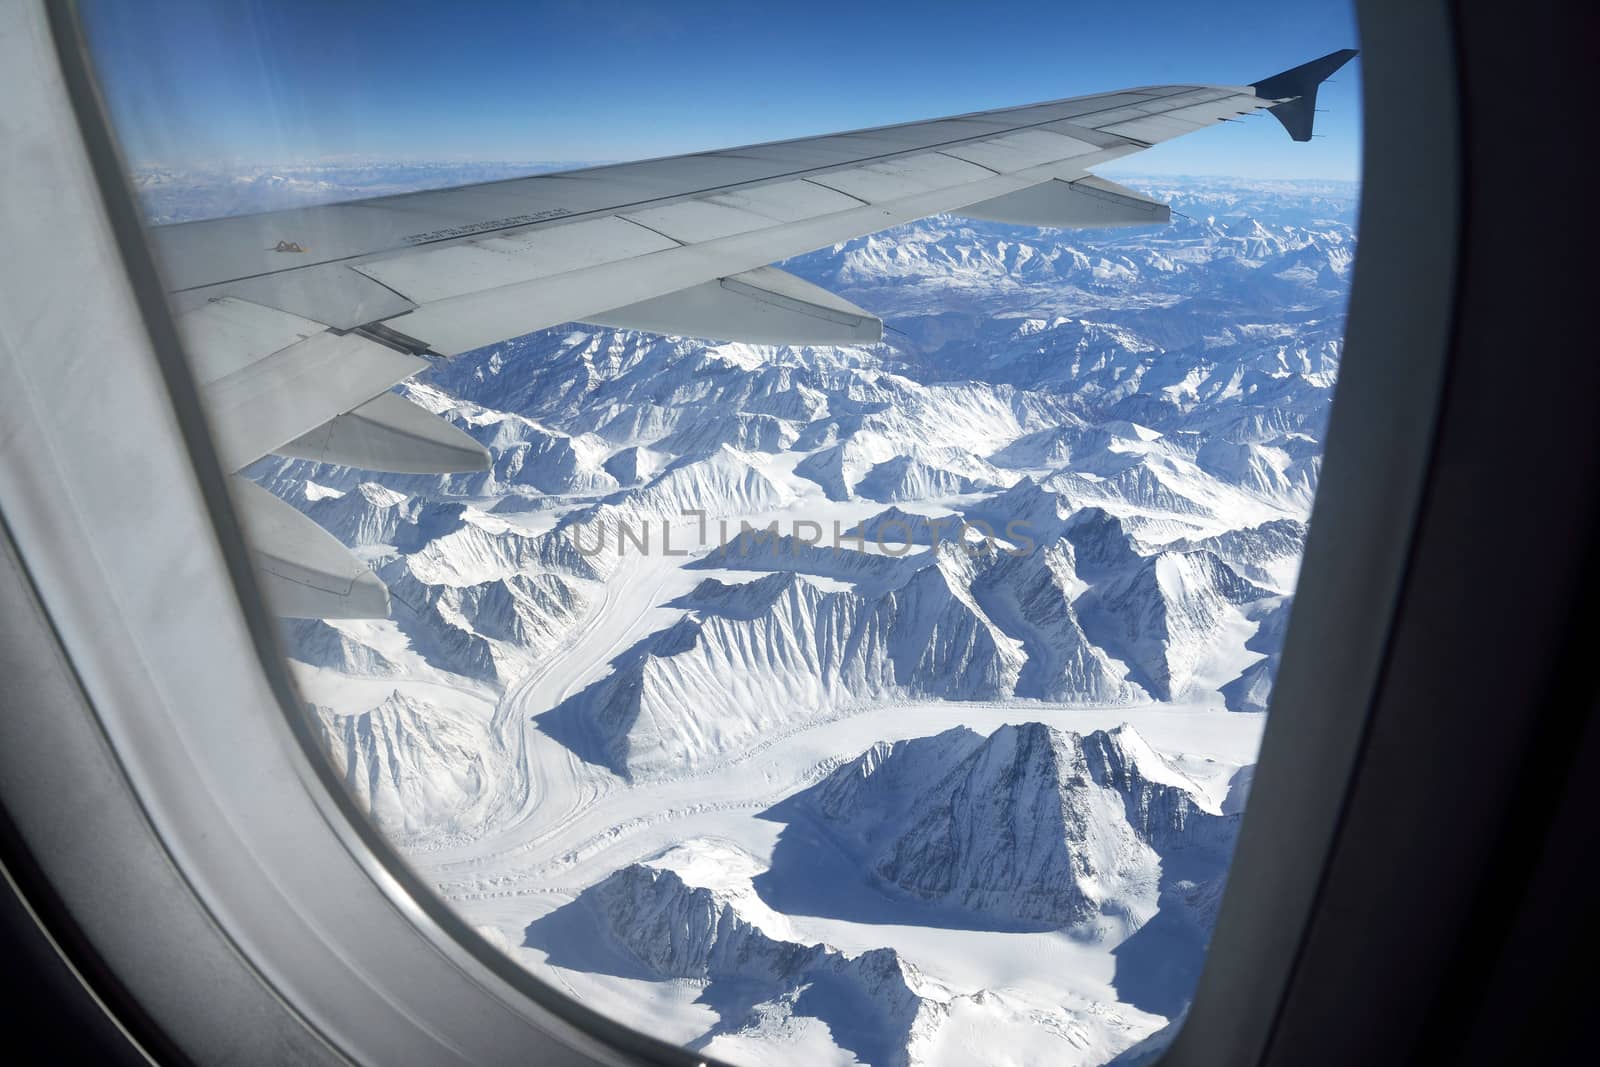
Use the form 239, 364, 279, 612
80, 0, 1360, 180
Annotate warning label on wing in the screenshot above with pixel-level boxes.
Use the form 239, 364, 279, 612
401, 209, 572, 245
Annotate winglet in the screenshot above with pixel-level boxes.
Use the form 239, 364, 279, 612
1251, 48, 1359, 142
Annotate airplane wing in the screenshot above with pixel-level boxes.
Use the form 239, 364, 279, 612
147, 49, 1356, 619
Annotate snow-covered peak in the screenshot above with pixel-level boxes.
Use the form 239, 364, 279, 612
312, 691, 492, 840
635, 838, 795, 937
569, 839, 947, 1067
302, 481, 416, 547
789, 721, 1235, 930
586, 444, 797, 523
1077, 549, 1270, 701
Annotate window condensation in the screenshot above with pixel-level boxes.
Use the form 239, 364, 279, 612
80, 2, 1361, 1063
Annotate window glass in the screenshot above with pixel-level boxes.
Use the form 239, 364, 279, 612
80, 2, 1360, 1063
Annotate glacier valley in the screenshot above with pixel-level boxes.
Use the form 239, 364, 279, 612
156, 166, 1355, 1066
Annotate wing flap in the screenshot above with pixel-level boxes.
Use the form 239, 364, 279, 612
960, 176, 1170, 228
583, 266, 882, 346
277, 390, 491, 473
177, 295, 324, 382
180, 297, 428, 471
171, 260, 416, 331
231, 476, 389, 619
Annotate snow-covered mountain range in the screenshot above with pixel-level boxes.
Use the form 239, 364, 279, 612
149, 168, 1354, 1066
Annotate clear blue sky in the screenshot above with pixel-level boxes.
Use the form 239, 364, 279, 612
79, 0, 1361, 180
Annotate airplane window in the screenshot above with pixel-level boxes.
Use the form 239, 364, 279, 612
73, 2, 1361, 1063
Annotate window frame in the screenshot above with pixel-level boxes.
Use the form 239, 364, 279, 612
0, 1, 1479, 1064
